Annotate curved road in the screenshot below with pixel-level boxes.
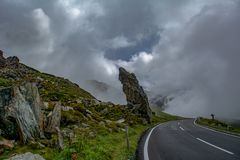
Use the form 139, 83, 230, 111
145, 119, 240, 160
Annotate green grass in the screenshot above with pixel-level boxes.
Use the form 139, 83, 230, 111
1, 112, 181, 160
196, 117, 240, 135
0, 78, 12, 87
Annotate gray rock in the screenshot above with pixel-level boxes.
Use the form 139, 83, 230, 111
100, 108, 108, 114
45, 102, 61, 133
119, 67, 152, 122
61, 106, 73, 111
81, 123, 89, 128
0, 83, 45, 143
55, 127, 64, 150
116, 118, 125, 124
9, 152, 45, 160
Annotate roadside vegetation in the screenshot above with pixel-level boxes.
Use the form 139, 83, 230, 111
0, 112, 181, 160
196, 117, 240, 135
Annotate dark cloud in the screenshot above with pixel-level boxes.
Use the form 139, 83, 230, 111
0, 0, 239, 118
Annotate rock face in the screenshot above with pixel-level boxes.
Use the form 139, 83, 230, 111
119, 67, 152, 122
0, 83, 45, 143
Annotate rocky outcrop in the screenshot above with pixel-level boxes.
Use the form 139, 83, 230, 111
9, 152, 45, 160
0, 50, 19, 69
119, 67, 152, 122
0, 50, 6, 68
0, 82, 45, 143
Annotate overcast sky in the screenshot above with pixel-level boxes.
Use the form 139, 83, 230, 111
1, 0, 240, 119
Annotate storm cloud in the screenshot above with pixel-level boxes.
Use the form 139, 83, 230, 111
0, 0, 240, 118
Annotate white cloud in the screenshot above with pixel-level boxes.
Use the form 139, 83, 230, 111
135, 52, 153, 64
32, 8, 50, 34
108, 36, 135, 49
31, 8, 54, 56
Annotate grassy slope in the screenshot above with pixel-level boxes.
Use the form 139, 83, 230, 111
196, 117, 240, 135
1, 112, 181, 160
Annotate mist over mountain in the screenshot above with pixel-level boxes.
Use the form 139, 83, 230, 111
85, 80, 126, 104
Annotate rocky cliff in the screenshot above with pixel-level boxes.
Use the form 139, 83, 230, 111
119, 67, 152, 122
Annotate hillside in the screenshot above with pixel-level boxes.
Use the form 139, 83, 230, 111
0, 52, 94, 103
0, 51, 181, 160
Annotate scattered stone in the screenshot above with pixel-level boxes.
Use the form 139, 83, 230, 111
86, 114, 92, 119
62, 128, 74, 138
9, 152, 45, 160
100, 108, 108, 114
61, 106, 73, 111
55, 127, 64, 150
43, 102, 49, 109
37, 142, 45, 148
119, 67, 152, 122
120, 128, 126, 132
81, 123, 89, 128
85, 109, 92, 115
116, 118, 125, 124
89, 132, 96, 138
105, 120, 113, 124
99, 121, 105, 126
36, 77, 44, 82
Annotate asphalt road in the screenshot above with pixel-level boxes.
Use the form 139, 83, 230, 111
145, 119, 240, 160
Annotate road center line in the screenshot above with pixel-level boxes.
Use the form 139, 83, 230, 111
196, 138, 234, 155
180, 126, 184, 131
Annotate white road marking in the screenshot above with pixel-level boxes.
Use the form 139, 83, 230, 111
180, 126, 184, 131
194, 119, 240, 139
178, 122, 180, 125
144, 123, 163, 160
196, 138, 234, 155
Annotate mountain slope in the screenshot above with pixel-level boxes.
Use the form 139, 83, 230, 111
0, 51, 94, 103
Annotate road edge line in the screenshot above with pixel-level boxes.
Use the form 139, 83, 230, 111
143, 123, 163, 160
194, 119, 240, 139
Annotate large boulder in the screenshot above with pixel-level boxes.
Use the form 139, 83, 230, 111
9, 152, 45, 160
0, 82, 45, 143
119, 67, 152, 122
